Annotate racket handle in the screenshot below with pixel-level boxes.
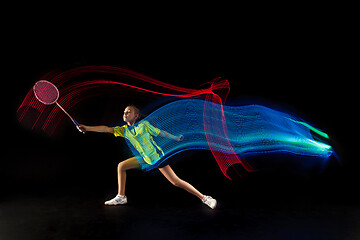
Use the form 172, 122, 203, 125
72, 119, 86, 134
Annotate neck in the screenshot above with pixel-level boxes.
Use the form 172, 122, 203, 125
127, 121, 135, 126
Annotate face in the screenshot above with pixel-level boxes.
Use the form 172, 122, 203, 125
123, 106, 139, 124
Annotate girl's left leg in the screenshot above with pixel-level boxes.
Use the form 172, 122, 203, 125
158, 165, 204, 200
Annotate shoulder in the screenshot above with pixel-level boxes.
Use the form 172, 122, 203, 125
113, 125, 128, 137
141, 120, 155, 128
114, 124, 128, 129
137, 120, 150, 127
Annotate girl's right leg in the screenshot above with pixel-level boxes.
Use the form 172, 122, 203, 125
117, 156, 141, 195
105, 157, 141, 205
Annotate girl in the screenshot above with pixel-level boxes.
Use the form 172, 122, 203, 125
79, 105, 217, 209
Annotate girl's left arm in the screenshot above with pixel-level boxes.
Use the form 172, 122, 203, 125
159, 130, 184, 141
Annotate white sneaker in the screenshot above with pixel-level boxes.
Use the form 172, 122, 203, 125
104, 195, 128, 205
202, 195, 217, 209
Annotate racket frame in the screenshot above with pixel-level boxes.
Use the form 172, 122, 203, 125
33, 80, 86, 134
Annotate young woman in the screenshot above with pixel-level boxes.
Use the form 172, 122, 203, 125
79, 105, 217, 209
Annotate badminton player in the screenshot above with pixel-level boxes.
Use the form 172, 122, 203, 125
79, 105, 217, 209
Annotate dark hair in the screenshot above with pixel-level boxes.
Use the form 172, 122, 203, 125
126, 105, 140, 114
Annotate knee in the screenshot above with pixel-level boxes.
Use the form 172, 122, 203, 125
171, 179, 184, 188
117, 162, 125, 172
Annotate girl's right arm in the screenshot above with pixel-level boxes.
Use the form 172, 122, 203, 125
79, 125, 114, 134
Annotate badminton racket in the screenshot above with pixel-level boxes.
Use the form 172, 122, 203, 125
33, 80, 86, 134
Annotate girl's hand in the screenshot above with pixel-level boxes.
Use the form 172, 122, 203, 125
78, 124, 86, 130
177, 135, 184, 141
77, 124, 87, 133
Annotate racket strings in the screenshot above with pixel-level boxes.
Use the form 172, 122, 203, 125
33, 81, 59, 105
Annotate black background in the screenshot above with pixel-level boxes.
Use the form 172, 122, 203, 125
3, 8, 358, 239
